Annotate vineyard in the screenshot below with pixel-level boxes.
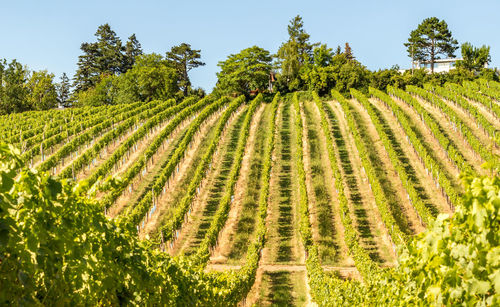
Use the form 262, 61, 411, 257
1, 79, 499, 306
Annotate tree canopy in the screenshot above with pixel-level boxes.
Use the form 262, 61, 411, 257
405, 17, 458, 73
73, 24, 142, 93
166, 43, 205, 95
215, 46, 272, 96
456, 42, 491, 73
275, 15, 318, 91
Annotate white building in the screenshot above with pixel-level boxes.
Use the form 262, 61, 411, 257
413, 58, 462, 73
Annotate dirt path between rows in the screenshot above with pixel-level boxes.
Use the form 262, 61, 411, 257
349, 98, 424, 234
308, 101, 353, 266
327, 101, 397, 265
137, 110, 225, 238
210, 104, 266, 263
371, 98, 453, 216
168, 106, 247, 256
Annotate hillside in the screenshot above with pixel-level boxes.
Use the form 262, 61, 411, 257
1, 80, 499, 305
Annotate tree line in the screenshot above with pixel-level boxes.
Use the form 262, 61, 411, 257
214, 15, 497, 97
0, 16, 498, 114
0, 24, 206, 114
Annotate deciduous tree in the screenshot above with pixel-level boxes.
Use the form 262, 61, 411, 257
26, 70, 58, 110
456, 42, 491, 73
216, 46, 272, 96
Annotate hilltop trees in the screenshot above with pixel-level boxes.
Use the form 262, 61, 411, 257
73, 24, 143, 93
26, 71, 58, 110
215, 46, 272, 96
275, 15, 318, 91
405, 17, 458, 73
166, 43, 205, 95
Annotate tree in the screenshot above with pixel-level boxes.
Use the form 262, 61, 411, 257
456, 42, 491, 73
313, 44, 334, 67
0, 60, 29, 114
405, 17, 458, 73
216, 46, 272, 96
275, 15, 317, 90
122, 34, 143, 73
56, 73, 71, 107
335, 45, 342, 56
344, 42, 355, 61
74, 53, 180, 107
165, 43, 205, 95
26, 71, 58, 110
94, 23, 124, 75
73, 24, 139, 93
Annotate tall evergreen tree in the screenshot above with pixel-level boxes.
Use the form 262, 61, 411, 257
165, 43, 205, 95
123, 34, 143, 72
73, 24, 138, 93
335, 45, 342, 56
404, 17, 458, 73
57, 73, 71, 107
94, 24, 124, 75
344, 42, 355, 61
276, 15, 317, 90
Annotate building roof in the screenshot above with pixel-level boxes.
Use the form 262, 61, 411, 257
414, 58, 462, 64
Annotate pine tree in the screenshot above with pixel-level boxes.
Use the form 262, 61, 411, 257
57, 73, 71, 107
123, 34, 143, 73
335, 45, 342, 55
73, 24, 137, 93
344, 42, 354, 61
165, 43, 205, 95
404, 17, 458, 73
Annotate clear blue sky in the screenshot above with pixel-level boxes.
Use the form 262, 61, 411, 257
1, 0, 498, 92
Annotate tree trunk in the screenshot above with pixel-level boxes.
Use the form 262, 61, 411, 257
430, 39, 435, 73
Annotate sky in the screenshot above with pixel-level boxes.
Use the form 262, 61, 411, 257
0, 0, 499, 92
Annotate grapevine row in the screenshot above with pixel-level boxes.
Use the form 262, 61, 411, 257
427, 84, 498, 146
58, 98, 187, 179
192, 94, 262, 264
407, 85, 498, 166
155, 96, 246, 244
333, 90, 407, 246
36, 100, 165, 173
389, 86, 474, 174
97, 96, 217, 209
351, 89, 434, 226
372, 87, 462, 207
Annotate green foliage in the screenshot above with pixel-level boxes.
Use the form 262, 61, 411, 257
456, 42, 491, 73
215, 46, 272, 96
0, 59, 30, 114
25, 70, 58, 111
73, 54, 180, 107
404, 17, 458, 73
73, 23, 142, 93
166, 43, 205, 95
56, 73, 71, 107
275, 15, 318, 91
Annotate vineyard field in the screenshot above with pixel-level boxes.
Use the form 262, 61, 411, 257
1, 82, 499, 306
